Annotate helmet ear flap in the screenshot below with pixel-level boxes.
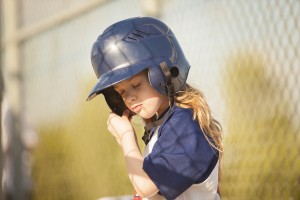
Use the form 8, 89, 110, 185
148, 64, 181, 95
148, 66, 167, 95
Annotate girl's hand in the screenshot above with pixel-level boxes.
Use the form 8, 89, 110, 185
107, 110, 158, 197
107, 109, 134, 146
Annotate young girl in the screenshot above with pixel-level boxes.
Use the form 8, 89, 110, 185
87, 17, 223, 200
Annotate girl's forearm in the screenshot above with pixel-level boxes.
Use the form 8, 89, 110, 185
121, 132, 159, 198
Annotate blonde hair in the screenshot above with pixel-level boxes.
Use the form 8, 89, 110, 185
174, 83, 223, 181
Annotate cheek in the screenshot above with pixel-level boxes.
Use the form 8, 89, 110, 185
139, 96, 163, 118
145, 96, 161, 107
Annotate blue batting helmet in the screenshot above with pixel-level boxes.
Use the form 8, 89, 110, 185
86, 17, 190, 115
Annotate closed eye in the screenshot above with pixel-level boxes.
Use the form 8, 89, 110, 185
132, 83, 141, 88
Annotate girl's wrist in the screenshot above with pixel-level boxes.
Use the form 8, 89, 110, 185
121, 131, 139, 155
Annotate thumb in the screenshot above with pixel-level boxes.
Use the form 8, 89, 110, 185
122, 109, 130, 118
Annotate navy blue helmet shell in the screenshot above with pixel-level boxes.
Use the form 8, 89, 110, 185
87, 17, 190, 100
86, 17, 190, 115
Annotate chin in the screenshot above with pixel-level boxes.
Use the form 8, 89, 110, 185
138, 110, 156, 120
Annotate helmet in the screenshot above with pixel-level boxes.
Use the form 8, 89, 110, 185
86, 17, 190, 115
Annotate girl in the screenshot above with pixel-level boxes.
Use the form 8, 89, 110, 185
87, 17, 223, 200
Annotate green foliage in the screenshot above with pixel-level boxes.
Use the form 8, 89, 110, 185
31, 82, 144, 200
220, 52, 300, 200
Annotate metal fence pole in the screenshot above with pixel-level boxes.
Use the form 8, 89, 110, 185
2, 0, 24, 199
0, 0, 4, 198
1, 0, 110, 46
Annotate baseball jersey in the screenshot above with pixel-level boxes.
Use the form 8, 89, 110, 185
142, 106, 220, 200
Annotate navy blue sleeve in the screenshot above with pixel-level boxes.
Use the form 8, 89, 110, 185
143, 108, 219, 200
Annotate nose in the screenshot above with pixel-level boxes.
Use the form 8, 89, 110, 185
123, 90, 136, 103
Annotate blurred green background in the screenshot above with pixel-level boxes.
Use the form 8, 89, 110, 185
1, 0, 299, 199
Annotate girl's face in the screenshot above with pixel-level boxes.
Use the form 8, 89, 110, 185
114, 71, 169, 119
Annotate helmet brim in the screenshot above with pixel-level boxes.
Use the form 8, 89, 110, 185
86, 59, 162, 101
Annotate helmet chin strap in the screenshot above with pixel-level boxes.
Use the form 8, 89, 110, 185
142, 109, 171, 144
142, 62, 175, 145
160, 62, 175, 108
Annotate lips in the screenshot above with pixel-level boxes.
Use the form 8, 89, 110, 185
131, 104, 142, 113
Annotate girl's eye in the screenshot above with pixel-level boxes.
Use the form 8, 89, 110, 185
133, 83, 140, 88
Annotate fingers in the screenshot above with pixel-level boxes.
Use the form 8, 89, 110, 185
107, 109, 129, 124
107, 113, 118, 135
122, 109, 130, 119
123, 109, 134, 121
106, 110, 134, 147
107, 112, 119, 125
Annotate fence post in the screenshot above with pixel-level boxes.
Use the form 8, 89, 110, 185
2, 0, 25, 199
0, 0, 4, 197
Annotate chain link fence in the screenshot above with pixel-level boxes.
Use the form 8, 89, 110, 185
1, 0, 299, 199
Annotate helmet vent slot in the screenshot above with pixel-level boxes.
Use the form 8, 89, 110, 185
126, 29, 150, 42
127, 36, 138, 41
